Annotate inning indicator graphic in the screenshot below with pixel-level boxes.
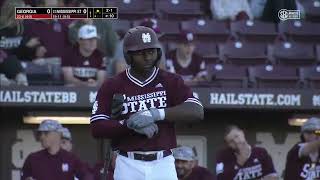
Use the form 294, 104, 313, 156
15, 7, 118, 19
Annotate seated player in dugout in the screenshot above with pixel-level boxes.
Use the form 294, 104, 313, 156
173, 146, 215, 180
216, 125, 278, 180
62, 24, 106, 87
21, 120, 93, 180
284, 117, 320, 180
90, 26, 204, 180
166, 31, 207, 86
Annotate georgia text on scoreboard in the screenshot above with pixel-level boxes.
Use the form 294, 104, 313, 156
15, 7, 118, 19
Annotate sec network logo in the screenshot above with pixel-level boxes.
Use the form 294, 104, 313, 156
278, 9, 300, 21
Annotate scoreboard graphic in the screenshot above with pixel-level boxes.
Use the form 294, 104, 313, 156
15, 7, 118, 19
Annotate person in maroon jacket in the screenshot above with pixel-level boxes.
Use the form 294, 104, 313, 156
216, 125, 278, 180
166, 31, 207, 85
284, 117, 320, 180
62, 24, 106, 87
21, 120, 93, 180
90, 26, 204, 180
173, 146, 215, 180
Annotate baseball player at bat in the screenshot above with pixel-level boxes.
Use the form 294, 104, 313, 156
284, 117, 320, 180
90, 26, 204, 180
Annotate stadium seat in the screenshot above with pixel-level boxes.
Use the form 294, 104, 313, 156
300, 0, 320, 22
106, 0, 155, 20
23, 62, 63, 85
269, 41, 316, 66
278, 20, 320, 43
207, 64, 249, 88
92, 0, 105, 6
299, 65, 320, 89
185, 0, 211, 18
219, 41, 270, 65
155, 0, 204, 20
109, 19, 131, 38
194, 42, 219, 63
230, 20, 277, 43
132, 19, 181, 41
180, 19, 230, 42
249, 65, 300, 88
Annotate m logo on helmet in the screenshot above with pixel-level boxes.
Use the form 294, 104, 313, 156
142, 33, 152, 43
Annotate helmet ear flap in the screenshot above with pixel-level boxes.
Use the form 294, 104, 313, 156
157, 48, 162, 61
124, 52, 132, 65
154, 48, 162, 67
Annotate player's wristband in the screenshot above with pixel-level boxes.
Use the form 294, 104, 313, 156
150, 108, 165, 121
158, 109, 165, 120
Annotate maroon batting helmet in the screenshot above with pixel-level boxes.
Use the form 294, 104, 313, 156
123, 26, 162, 65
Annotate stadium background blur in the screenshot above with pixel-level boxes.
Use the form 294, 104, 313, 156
0, 0, 319, 179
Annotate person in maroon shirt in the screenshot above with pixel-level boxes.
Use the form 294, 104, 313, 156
23, 0, 71, 60
90, 26, 204, 180
284, 117, 320, 180
23, 18, 70, 59
166, 31, 207, 85
62, 24, 106, 87
60, 127, 73, 152
216, 125, 278, 180
21, 120, 93, 180
173, 146, 215, 180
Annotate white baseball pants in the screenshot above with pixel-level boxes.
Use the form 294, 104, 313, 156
114, 154, 178, 180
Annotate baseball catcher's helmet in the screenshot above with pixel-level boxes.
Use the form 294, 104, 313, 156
123, 26, 162, 65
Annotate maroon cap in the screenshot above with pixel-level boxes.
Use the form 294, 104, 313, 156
177, 30, 195, 43
139, 18, 161, 34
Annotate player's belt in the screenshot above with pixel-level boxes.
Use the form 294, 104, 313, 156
118, 150, 172, 161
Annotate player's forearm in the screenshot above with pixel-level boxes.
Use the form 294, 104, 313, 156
63, 68, 88, 86
164, 102, 204, 122
65, 76, 89, 86
90, 120, 132, 139
96, 70, 106, 86
300, 140, 320, 157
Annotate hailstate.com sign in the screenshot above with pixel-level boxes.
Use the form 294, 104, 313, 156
209, 93, 301, 106
194, 88, 320, 110
0, 86, 319, 110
